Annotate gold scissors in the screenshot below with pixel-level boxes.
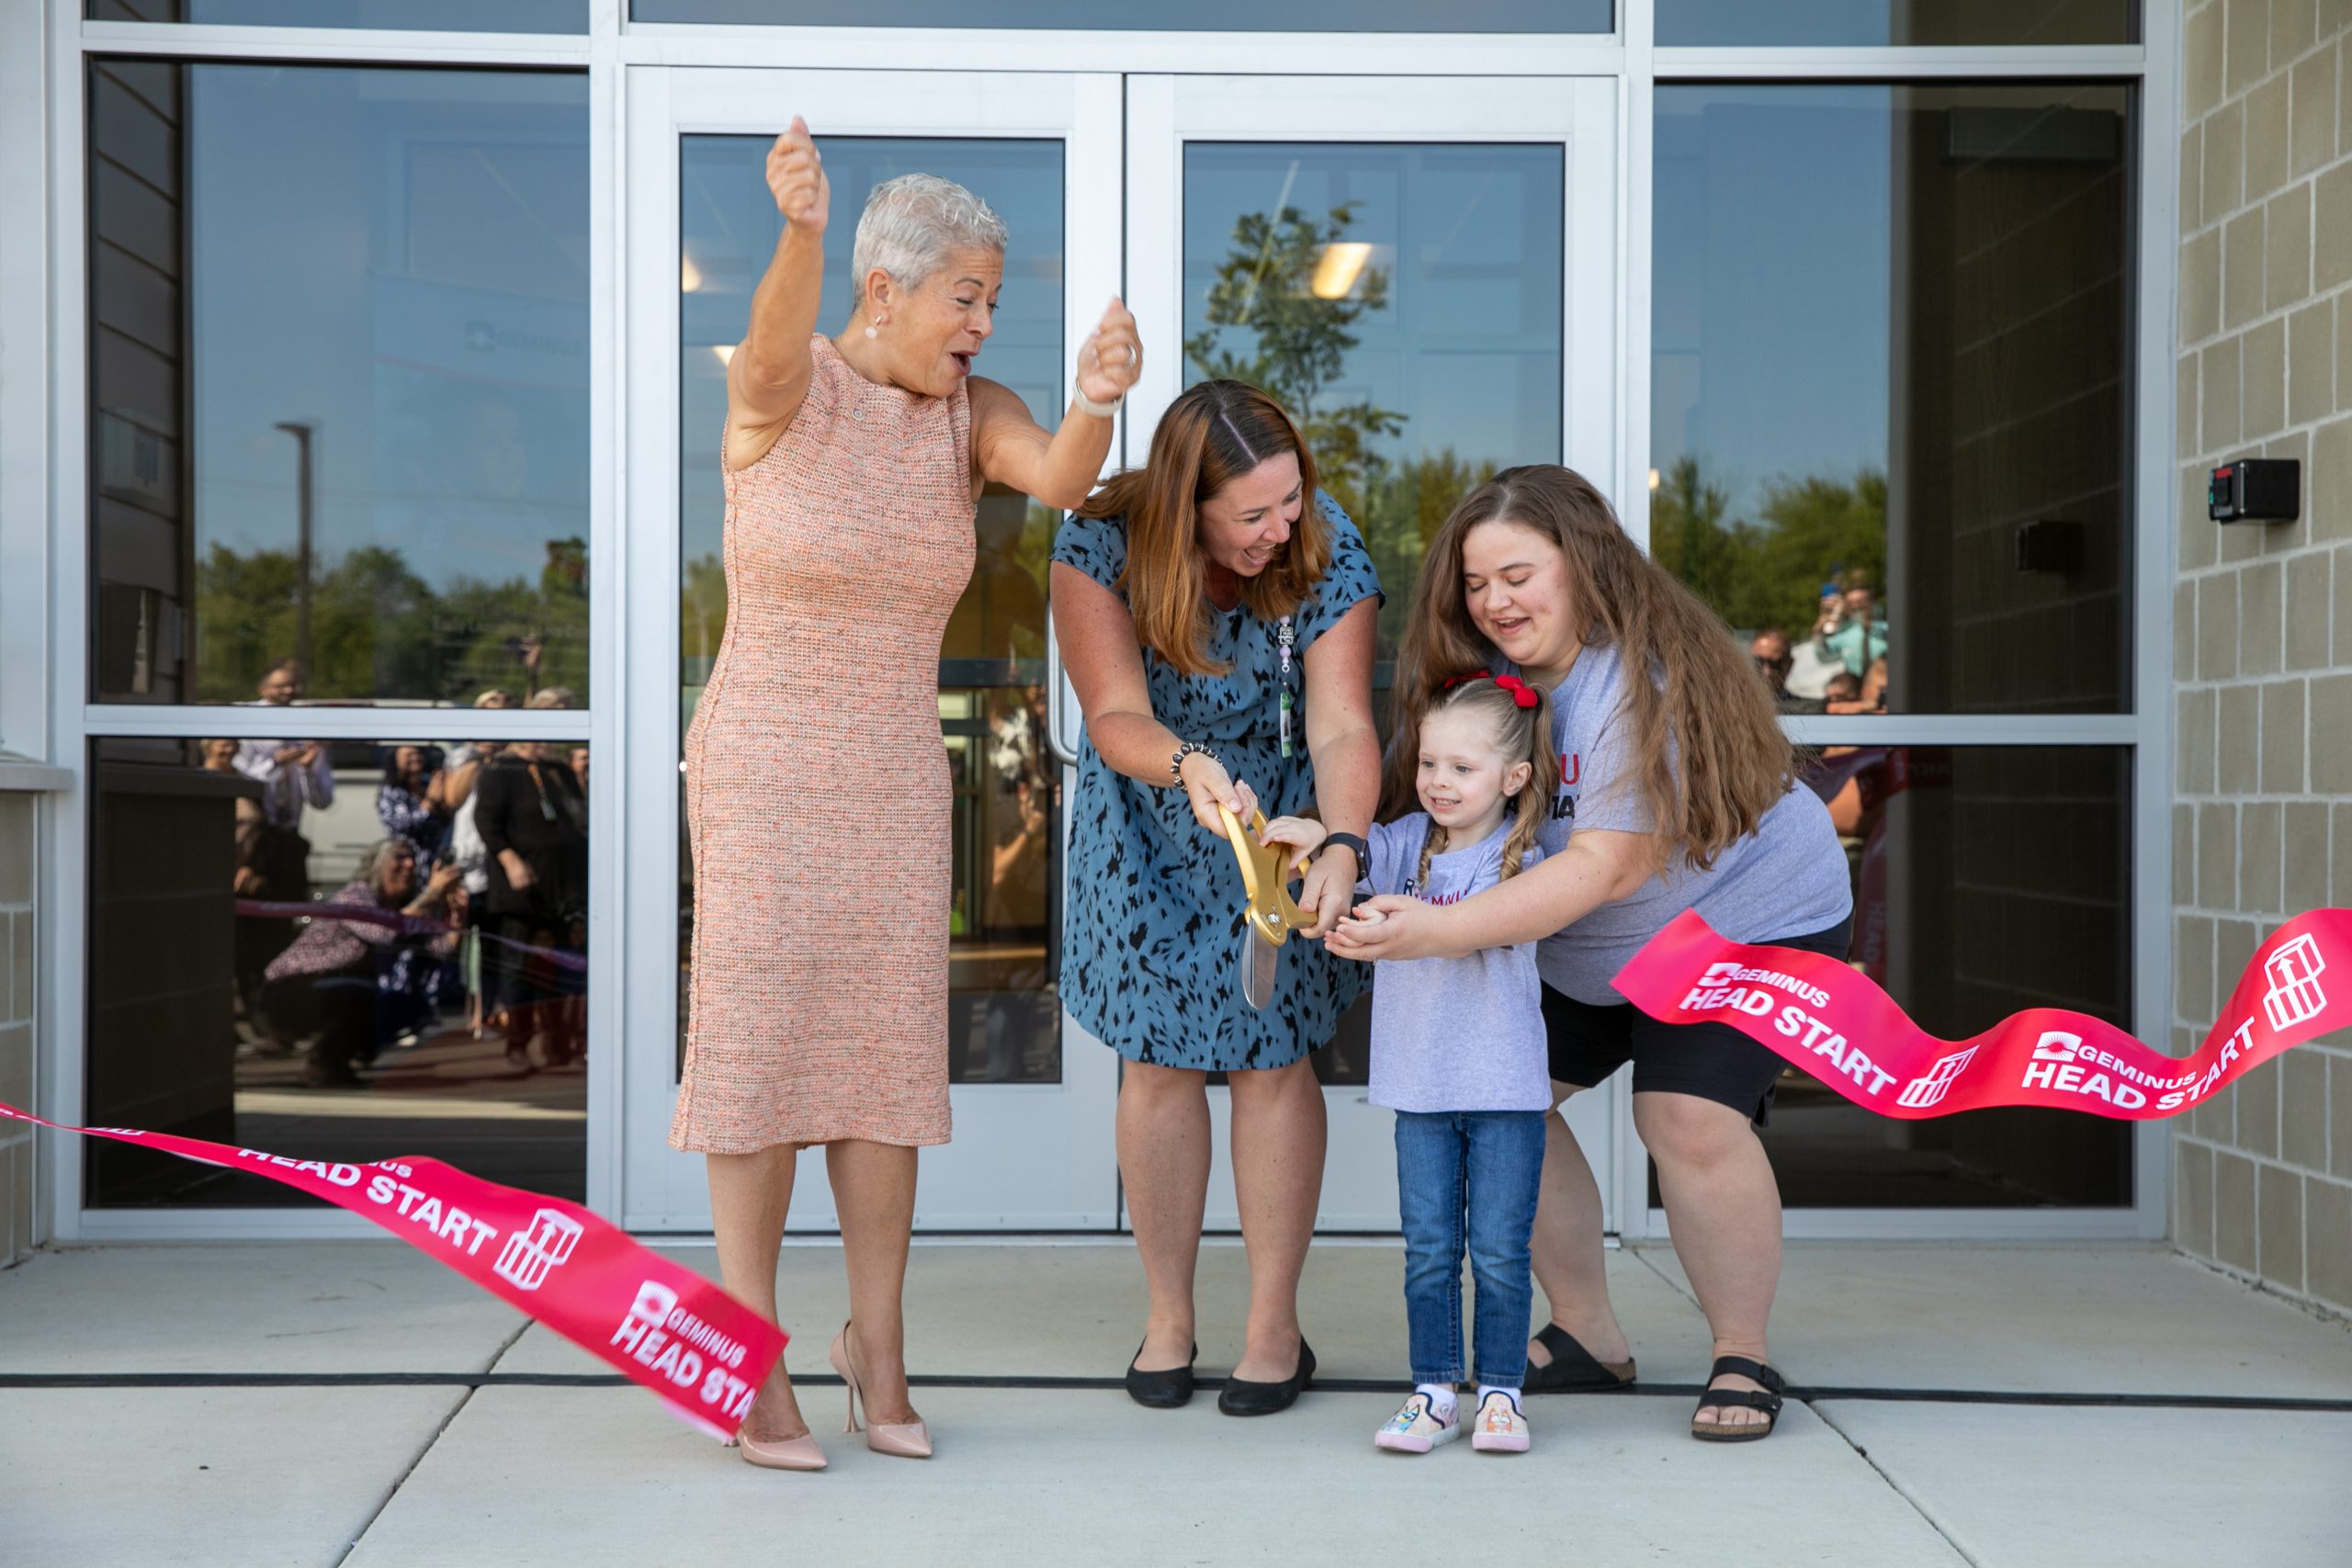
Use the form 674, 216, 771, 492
1217, 804, 1313, 945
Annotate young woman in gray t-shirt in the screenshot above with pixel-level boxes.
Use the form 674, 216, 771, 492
1328, 465, 1853, 1444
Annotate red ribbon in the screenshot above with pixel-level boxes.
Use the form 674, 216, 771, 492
1611, 908, 2349, 1119
0, 1102, 783, 1438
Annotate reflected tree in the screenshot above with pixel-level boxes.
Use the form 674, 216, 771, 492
1649, 455, 1888, 635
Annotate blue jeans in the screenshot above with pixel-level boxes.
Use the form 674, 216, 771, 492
1393, 1110, 1547, 1389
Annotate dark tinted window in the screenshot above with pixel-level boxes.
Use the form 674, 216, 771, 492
90, 0, 586, 30
636, 0, 1607, 28
1657, 0, 2133, 46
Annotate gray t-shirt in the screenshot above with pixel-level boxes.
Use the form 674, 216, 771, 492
1358, 815, 1553, 1114
1518, 643, 1853, 1005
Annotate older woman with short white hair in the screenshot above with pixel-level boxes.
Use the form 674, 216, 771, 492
671, 119, 1142, 1472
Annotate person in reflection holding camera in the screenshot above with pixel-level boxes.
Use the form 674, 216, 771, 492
670, 118, 1142, 1471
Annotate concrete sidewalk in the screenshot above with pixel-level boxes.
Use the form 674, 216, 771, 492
2, 1238, 2344, 1566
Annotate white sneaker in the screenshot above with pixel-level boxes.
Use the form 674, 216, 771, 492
1373, 1392, 1462, 1454
1471, 1390, 1530, 1453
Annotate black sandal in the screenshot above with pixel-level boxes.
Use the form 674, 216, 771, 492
1690, 1355, 1785, 1442
1523, 1324, 1637, 1393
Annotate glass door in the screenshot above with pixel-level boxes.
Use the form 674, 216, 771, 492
620, 67, 1124, 1230
1125, 74, 1624, 1231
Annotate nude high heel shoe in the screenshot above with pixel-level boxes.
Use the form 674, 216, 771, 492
829, 1321, 932, 1459
731, 1428, 827, 1472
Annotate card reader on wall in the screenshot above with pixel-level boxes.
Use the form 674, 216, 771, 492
2207, 458, 2300, 524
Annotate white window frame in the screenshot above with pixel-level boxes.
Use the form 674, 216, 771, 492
17, 0, 2177, 1243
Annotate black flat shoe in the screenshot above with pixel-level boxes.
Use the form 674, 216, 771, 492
1125, 1341, 1197, 1408
1523, 1323, 1637, 1393
1216, 1339, 1316, 1416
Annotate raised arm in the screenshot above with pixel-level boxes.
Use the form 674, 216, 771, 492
724, 118, 831, 473
1049, 562, 1250, 832
969, 298, 1142, 511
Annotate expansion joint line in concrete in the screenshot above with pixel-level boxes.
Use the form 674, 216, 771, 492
5, 1371, 2350, 1414
332, 1319, 531, 1567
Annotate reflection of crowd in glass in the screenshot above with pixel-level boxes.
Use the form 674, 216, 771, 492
1748, 576, 1888, 716
214, 664, 589, 1089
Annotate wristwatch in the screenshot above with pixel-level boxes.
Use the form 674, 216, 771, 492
1320, 831, 1369, 868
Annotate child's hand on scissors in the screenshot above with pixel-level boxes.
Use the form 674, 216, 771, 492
1255, 815, 1326, 874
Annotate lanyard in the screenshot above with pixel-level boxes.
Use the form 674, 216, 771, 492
1276, 616, 1296, 758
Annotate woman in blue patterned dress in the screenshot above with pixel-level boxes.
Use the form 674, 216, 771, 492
1051, 380, 1381, 1416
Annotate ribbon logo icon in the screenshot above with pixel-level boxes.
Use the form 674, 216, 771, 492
493, 1207, 584, 1292
2264, 933, 2327, 1032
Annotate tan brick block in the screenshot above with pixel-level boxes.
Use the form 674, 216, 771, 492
2335, 1057, 2352, 1179
2181, 686, 2220, 792
2179, 912, 2218, 1021
2292, 45, 2338, 176
2259, 1163, 2306, 1289
2335, 548, 2352, 657
2274, 0, 2318, 55
2283, 1050, 2329, 1169
2176, 580, 2199, 681
2289, 299, 2335, 423
2178, 355, 2200, 461
2340, 286, 2352, 405
2201, 801, 2240, 907
2175, 801, 2199, 907
2337, 802, 2352, 907
2262, 677, 2307, 790
2225, 209, 2267, 327
2266, 187, 2312, 311
2204, 338, 2244, 452
2309, 1178, 2352, 1311
2200, 570, 2242, 678
2182, 230, 2223, 346
2216, 1149, 2259, 1269
2242, 559, 2286, 672
2316, 160, 2352, 291
2189, 3, 2228, 118
2195, 1081, 2236, 1140
2177, 1138, 2217, 1257
0, 799, 27, 909
2245, 801, 2286, 911
2246, 317, 2290, 435
2232, 0, 2275, 97
2314, 415, 2352, 540
2247, 73, 2293, 197
2221, 682, 2263, 791
0, 1023, 28, 1112
2312, 673, 2352, 787
2183, 463, 2222, 568
2284, 801, 2330, 911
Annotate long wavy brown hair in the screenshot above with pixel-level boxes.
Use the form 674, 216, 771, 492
1408, 675, 1561, 892
1073, 380, 1331, 677
1382, 465, 1796, 874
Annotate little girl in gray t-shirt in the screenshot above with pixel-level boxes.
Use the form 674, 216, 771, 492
1262, 672, 1559, 1458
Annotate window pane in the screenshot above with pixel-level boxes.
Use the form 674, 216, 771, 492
90, 0, 586, 31
1730, 745, 2133, 1207
635, 0, 1608, 29
1653, 84, 2132, 716
676, 136, 1067, 1086
85, 733, 589, 1207
88, 63, 592, 707
1657, 0, 2133, 46
1186, 141, 1563, 1085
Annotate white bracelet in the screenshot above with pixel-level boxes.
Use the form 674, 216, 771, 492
1073, 388, 1124, 420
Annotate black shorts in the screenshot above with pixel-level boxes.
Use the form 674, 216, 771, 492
1541, 917, 1854, 1126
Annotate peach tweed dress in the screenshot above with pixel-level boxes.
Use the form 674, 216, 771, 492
671, 333, 975, 1153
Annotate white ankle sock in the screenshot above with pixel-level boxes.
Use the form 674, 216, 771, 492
1415, 1382, 1458, 1421
1476, 1384, 1521, 1410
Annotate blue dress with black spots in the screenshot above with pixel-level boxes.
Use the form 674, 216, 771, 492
1051, 495, 1382, 1072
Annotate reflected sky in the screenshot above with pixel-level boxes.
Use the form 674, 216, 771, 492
190, 69, 590, 594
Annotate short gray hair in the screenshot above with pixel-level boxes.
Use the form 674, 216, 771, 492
849, 173, 1008, 313
358, 838, 414, 895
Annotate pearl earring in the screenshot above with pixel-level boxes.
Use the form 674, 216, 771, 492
864, 324, 878, 339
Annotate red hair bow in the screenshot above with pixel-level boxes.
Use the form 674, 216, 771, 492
1493, 674, 1540, 709
1443, 671, 1539, 709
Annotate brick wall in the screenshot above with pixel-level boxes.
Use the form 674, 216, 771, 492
0, 793, 36, 1265
2174, 0, 2352, 1316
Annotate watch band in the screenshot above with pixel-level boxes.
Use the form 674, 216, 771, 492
1321, 831, 1369, 867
